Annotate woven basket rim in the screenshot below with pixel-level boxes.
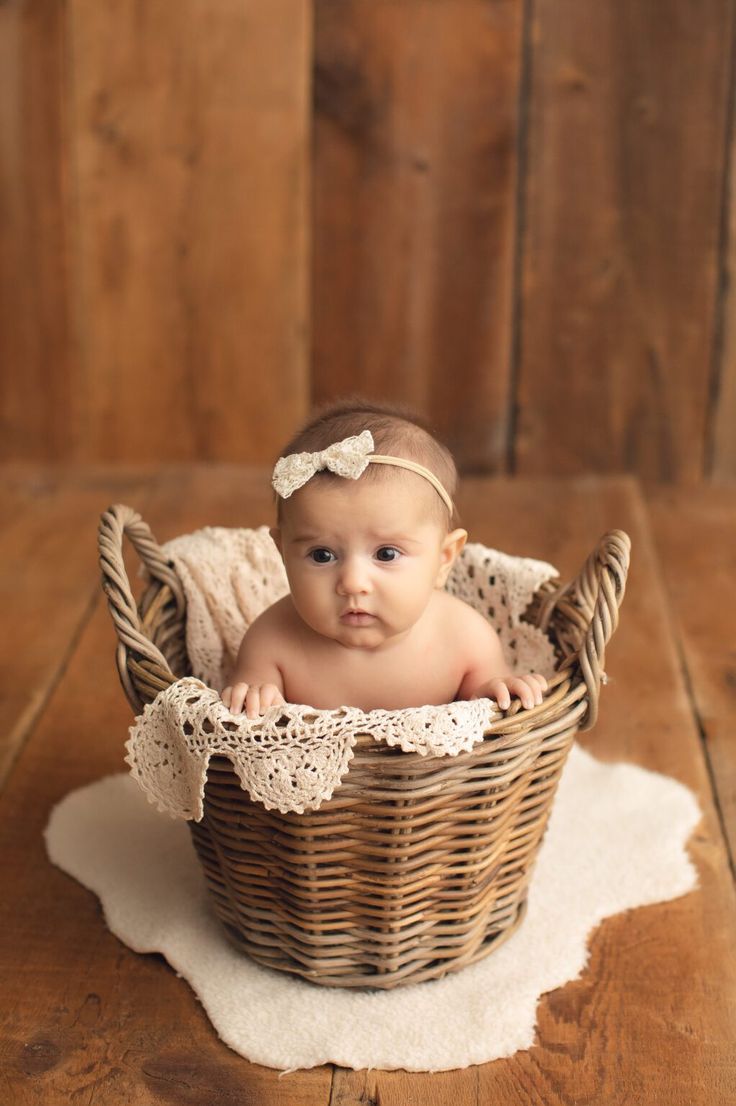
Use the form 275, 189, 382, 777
98, 505, 630, 735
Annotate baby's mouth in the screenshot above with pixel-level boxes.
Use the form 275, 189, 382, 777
340, 609, 375, 623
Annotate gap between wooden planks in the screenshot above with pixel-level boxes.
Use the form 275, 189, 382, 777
0, 467, 734, 1105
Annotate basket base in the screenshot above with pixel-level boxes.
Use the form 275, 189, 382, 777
214, 896, 529, 991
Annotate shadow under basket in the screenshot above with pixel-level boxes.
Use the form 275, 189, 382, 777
98, 506, 630, 990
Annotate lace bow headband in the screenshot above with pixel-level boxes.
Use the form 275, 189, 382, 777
271, 429, 454, 514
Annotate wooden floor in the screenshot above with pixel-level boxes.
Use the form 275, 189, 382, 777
1, 465, 735, 1105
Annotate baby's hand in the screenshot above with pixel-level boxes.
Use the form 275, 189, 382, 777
470, 673, 547, 711
221, 682, 286, 720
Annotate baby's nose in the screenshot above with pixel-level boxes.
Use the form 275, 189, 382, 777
336, 556, 371, 595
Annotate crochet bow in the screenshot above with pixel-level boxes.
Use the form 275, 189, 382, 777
272, 430, 375, 498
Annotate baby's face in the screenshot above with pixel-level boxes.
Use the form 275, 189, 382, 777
271, 477, 466, 651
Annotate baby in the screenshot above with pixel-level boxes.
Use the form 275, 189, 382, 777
221, 400, 547, 718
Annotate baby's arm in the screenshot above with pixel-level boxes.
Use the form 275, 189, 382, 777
455, 608, 547, 710
221, 606, 286, 719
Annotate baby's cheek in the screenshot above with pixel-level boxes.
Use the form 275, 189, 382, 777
403, 576, 435, 614
299, 592, 334, 633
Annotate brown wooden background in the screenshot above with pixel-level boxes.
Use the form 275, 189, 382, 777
2, 0, 735, 481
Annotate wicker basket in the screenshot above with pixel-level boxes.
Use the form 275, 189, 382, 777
98, 505, 630, 990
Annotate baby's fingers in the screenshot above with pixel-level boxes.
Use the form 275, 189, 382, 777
503, 679, 532, 709
507, 674, 544, 709
259, 684, 285, 711
485, 678, 512, 710
229, 682, 249, 714
224, 682, 285, 719
529, 673, 548, 702
244, 684, 262, 720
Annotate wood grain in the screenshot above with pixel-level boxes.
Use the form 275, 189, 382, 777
0, 0, 76, 462
66, 0, 310, 462
0, 465, 155, 790
648, 483, 736, 869
710, 86, 736, 481
3, 1, 736, 483
515, 0, 734, 482
312, 0, 523, 471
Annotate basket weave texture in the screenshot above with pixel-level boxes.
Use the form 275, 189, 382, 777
98, 505, 630, 990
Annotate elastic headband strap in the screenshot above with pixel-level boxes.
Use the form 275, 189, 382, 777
369, 455, 454, 514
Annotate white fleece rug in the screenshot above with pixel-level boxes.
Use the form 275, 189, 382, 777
44, 744, 701, 1073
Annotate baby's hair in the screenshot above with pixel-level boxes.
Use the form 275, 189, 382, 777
273, 395, 461, 530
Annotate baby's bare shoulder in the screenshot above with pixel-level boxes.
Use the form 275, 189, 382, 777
242, 595, 295, 646
434, 591, 499, 645
230, 596, 295, 684
434, 593, 507, 690
247, 594, 291, 629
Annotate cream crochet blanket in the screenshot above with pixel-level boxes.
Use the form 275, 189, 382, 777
126, 527, 559, 817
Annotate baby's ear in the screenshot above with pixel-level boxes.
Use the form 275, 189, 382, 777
269, 527, 282, 556
437, 528, 468, 586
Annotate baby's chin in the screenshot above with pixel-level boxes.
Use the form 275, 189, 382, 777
305, 616, 405, 651
335, 628, 390, 650
329, 621, 388, 649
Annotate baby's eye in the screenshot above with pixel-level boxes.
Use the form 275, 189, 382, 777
375, 546, 401, 563
308, 548, 335, 564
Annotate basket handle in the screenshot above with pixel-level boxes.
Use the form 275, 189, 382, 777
539, 529, 631, 731
98, 504, 185, 712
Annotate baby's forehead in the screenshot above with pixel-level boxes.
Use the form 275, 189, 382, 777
280, 477, 442, 538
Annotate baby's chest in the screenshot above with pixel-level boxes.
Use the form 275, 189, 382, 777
282, 640, 465, 712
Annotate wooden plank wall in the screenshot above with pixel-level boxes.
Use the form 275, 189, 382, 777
516, 0, 734, 482
312, 0, 523, 472
0, 0, 72, 459
2, 0, 735, 479
1, 0, 310, 464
